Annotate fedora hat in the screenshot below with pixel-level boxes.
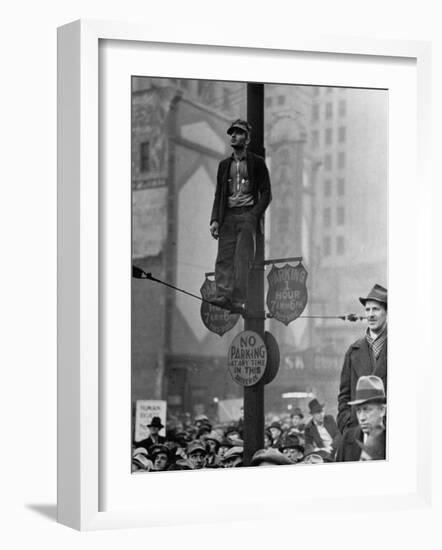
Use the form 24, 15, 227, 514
147, 416, 164, 429
348, 375, 386, 406
251, 448, 293, 466
308, 398, 324, 414
359, 284, 387, 307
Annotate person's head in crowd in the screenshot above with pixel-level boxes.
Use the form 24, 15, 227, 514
205, 432, 221, 455
280, 437, 304, 463
197, 423, 212, 440
217, 436, 233, 458
269, 421, 283, 442
290, 408, 304, 428
186, 440, 207, 469
149, 444, 170, 471
194, 414, 210, 430
301, 452, 324, 465
348, 375, 386, 436
251, 448, 293, 467
147, 416, 164, 435
225, 426, 241, 442
308, 398, 325, 425
132, 448, 152, 472
222, 446, 243, 468
264, 429, 273, 449
359, 284, 387, 336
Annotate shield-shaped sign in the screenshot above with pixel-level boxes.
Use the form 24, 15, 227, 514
200, 277, 240, 336
266, 263, 308, 325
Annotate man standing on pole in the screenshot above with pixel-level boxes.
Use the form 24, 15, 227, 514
209, 119, 271, 311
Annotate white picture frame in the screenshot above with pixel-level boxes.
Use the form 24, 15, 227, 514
57, 19, 432, 531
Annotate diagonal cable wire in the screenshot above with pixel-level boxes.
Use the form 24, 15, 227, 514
132, 266, 366, 321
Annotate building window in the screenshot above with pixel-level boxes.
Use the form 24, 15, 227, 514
338, 152, 346, 169
324, 154, 332, 170
311, 130, 319, 148
312, 104, 320, 122
325, 128, 333, 145
338, 126, 346, 143
140, 141, 150, 172
323, 236, 331, 256
265, 96, 272, 107
337, 236, 345, 255
323, 207, 331, 227
324, 179, 332, 197
338, 177, 345, 196
337, 206, 345, 225
277, 95, 285, 106
338, 100, 346, 116
325, 102, 333, 119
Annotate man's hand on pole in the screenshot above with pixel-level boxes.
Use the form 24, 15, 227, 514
210, 221, 219, 239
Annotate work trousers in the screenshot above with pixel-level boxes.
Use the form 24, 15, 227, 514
215, 207, 257, 302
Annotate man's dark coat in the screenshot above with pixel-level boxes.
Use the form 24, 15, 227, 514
136, 435, 166, 452
335, 426, 363, 462
337, 337, 387, 433
210, 150, 271, 228
303, 414, 341, 456
336, 426, 386, 462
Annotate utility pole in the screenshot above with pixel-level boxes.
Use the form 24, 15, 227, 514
243, 83, 265, 466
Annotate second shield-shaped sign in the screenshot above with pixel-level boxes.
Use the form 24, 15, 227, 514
200, 277, 240, 336
266, 263, 308, 326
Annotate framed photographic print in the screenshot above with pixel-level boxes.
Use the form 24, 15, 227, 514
58, 19, 432, 530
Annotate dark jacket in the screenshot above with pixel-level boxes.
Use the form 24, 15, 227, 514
210, 150, 271, 228
136, 435, 166, 452
335, 426, 363, 462
337, 337, 387, 433
336, 426, 386, 462
303, 415, 341, 456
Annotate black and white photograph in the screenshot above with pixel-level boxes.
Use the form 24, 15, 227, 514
131, 76, 388, 472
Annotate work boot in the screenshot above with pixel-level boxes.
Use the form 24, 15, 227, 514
210, 296, 231, 309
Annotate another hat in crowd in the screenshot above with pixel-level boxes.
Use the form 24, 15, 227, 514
194, 414, 209, 423
279, 435, 303, 452
251, 448, 293, 466
356, 431, 386, 460
197, 424, 212, 438
359, 284, 387, 307
264, 429, 274, 445
147, 416, 164, 429
205, 432, 221, 450
300, 452, 325, 464
149, 444, 169, 460
186, 440, 207, 456
132, 453, 152, 471
222, 446, 244, 462
348, 375, 386, 406
291, 407, 304, 419
269, 421, 283, 433
219, 436, 234, 448
308, 398, 324, 415
227, 118, 252, 137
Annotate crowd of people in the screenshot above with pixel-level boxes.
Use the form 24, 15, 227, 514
132, 283, 388, 472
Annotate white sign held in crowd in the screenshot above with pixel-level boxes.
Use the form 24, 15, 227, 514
134, 399, 167, 442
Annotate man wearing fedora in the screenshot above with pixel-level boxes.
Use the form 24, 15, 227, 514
136, 416, 166, 452
303, 398, 341, 459
337, 284, 388, 433
336, 375, 386, 462
210, 119, 272, 311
